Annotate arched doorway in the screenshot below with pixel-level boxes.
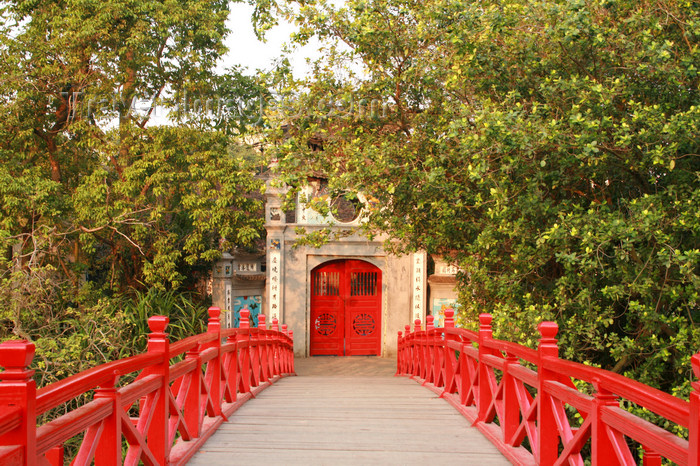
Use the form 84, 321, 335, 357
310, 259, 382, 356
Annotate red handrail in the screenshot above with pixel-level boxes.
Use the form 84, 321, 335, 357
0, 307, 295, 465
396, 309, 700, 465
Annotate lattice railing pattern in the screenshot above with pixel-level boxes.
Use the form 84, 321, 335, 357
0, 307, 295, 465
397, 310, 700, 465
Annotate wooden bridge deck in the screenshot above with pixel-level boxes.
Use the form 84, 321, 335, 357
188, 357, 510, 465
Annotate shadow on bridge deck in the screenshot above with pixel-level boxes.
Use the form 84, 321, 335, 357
188, 357, 511, 465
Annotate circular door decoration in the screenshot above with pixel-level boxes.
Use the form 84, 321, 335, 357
315, 313, 337, 336
331, 193, 361, 223
352, 313, 375, 336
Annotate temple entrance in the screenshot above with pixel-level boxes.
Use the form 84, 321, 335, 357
310, 260, 382, 356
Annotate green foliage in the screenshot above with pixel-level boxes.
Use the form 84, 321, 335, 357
0, 281, 131, 387
116, 286, 210, 351
0, 0, 265, 294
0, 0, 267, 389
271, 0, 700, 397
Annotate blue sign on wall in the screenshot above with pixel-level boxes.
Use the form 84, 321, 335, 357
233, 295, 262, 327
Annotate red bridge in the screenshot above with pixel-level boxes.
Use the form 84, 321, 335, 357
1, 308, 699, 465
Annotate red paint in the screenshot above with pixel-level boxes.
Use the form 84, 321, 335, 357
310, 260, 382, 356
397, 312, 700, 465
0, 307, 295, 465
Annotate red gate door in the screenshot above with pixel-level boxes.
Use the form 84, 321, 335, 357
345, 261, 381, 355
310, 260, 382, 356
310, 261, 345, 355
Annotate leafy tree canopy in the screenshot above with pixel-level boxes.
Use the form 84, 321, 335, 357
0, 0, 268, 349
270, 0, 700, 394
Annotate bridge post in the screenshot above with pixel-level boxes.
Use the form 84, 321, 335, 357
183, 345, 203, 437
395, 331, 403, 376
414, 319, 422, 378
591, 386, 619, 464
689, 354, 700, 464
425, 315, 435, 385
94, 373, 121, 466
502, 353, 520, 446
477, 314, 494, 423
238, 309, 252, 393
0, 340, 37, 466
537, 321, 560, 465
145, 316, 170, 463
401, 325, 410, 375
258, 314, 270, 382
224, 321, 239, 404
288, 330, 295, 374
206, 307, 223, 416
442, 309, 458, 395
240, 307, 250, 328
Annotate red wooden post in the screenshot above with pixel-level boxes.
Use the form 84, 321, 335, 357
395, 331, 403, 376
44, 447, 63, 466
426, 315, 434, 330
269, 318, 280, 375
411, 319, 423, 377
282, 324, 288, 336
477, 314, 494, 422
224, 325, 239, 403
421, 323, 429, 382
443, 309, 457, 394
240, 307, 250, 328
183, 348, 202, 437
403, 323, 411, 374
591, 387, 620, 464
206, 307, 222, 416
444, 308, 454, 328
690, 353, 700, 465
404, 326, 411, 374
94, 373, 121, 466
288, 330, 295, 374
145, 316, 170, 463
429, 324, 439, 384
257, 314, 270, 382
502, 354, 520, 445
0, 340, 37, 466
237, 309, 252, 393
537, 321, 560, 465
642, 446, 662, 466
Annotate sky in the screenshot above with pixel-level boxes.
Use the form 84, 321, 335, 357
219, 3, 322, 77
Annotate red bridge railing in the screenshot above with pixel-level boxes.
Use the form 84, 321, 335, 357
397, 309, 700, 465
0, 307, 295, 465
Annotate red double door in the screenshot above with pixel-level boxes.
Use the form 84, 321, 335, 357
310, 260, 382, 356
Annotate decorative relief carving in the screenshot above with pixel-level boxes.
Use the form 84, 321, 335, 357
352, 313, 375, 336
315, 313, 337, 336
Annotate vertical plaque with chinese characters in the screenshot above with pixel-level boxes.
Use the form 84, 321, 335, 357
268, 249, 282, 319
412, 252, 426, 321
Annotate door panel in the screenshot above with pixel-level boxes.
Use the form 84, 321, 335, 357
310, 263, 344, 355
310, 260, 381, 356
345, 265, 381, 355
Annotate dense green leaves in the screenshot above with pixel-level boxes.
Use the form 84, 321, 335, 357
271, 0, 700, 394
0, 0, 266, 379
